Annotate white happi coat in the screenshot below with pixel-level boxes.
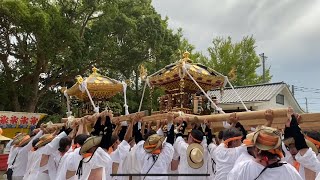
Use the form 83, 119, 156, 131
122, 141, 144, 180
110, 140, 131, 180
173, 136, 208, 180
135, 141, 174, 180
24, 132, 67, 180
7, 146, 18, 169
227, 159, 303, 180
295, 147, 320, 178
75, 147, 112, 180
211, 143, 246, 180
54, 147, 74, 180
12, 131, 43, 178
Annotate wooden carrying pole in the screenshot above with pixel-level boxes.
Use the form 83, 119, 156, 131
57, 108, 320, 131
61, 110, 149, 123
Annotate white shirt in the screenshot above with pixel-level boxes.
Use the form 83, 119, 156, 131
12, 130, 43, 177
227, 159, 303, 180
174, 136, 208, 180
7, 146, 18, 169
169, 150, 180, 180
295, 147, 320, 173
207, 143, 217, 180
211, 143, 246, 180
75, 147, 112, 180
234, 150, 254, 165
122, 141, 144, 180
55, 147, 74, 180
111, 140, 131, 180
295, 147, 320, 179
24, 150, 37, 179
64, 148, 83, 180
135, 141, 174, 180
25, 132, 67, 180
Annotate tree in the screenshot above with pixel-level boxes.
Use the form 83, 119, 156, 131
199, 36, 272, 86
172, 28, 208, 63
0, 0, 184, 116
0, 0, 117, 112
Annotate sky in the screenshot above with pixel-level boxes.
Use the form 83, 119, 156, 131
152, 0, 320, 112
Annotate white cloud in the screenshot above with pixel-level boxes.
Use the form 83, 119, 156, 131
152, 0, 320, 111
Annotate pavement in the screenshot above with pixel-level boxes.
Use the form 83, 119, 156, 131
0, 171, 5, 180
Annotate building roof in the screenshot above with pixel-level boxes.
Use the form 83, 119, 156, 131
208, 82, 289, 104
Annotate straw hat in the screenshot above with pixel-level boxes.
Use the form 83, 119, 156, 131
80, 136, 102, 155
143, 134, 165, 153
17, 135, 31, 147
253, 126, 282, 151
283, 137, 318, 155
12, 133, 27, 146
186, 143, 204, 169
243, 132, 255, 147
35, 134, 55, 148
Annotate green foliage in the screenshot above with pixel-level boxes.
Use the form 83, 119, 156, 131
0, 0, 182, 116
199, 36, 272, 86
0, 0, 272, 118
172, 28, 208, 63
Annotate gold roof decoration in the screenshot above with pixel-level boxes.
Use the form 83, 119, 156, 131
148, 51, 226, 92
64, 67, 123, 101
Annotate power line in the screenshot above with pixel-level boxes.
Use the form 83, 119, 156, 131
294, 89, 320, 94
294, 86, 320, 91
299, 102, 320, 105
296, 97, 320, 99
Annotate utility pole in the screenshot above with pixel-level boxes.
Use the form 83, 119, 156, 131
291, 85, 295, 96
305, 97, 308, 113
259, 53, 267, 83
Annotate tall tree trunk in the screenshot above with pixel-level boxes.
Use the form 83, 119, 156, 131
12, 91, 21, 112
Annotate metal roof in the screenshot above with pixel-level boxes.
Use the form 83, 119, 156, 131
208, 82, 287, 104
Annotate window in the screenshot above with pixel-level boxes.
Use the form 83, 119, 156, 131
276, 94, 284, 105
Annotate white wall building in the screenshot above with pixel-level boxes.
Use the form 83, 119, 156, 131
208, 82, 304, 114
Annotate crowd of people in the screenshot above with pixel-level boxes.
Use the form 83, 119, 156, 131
4, 107, 320, 180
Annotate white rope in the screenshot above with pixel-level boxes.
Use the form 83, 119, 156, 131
182, 64, 240, 128
122, 82, 129, 126
79, 81, 99, 113
63, 90, 72, 117
137, 77, 150, 130
138, 81, 147, 112
122, 82, 129, 115
182, 63, 224, 114
66, 115, 75, 129
225, 77, 249, 112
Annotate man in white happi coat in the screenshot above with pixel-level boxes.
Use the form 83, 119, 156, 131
110, 115, 138, 180
228, 126, 303, 180
6, 133, 25, 180
25, 130, 67, 180
75, 136, 112, 180
135, 130, 174, 180
174, 125, 208, 180
62, 134, 90, 180
11, 129, 43, 180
